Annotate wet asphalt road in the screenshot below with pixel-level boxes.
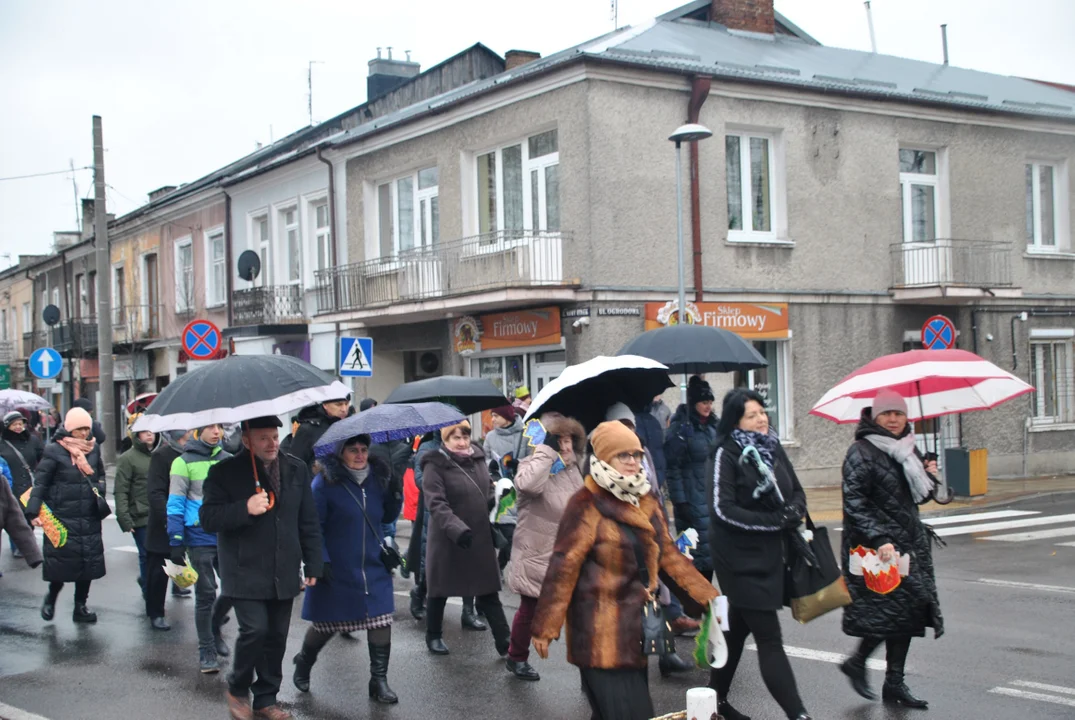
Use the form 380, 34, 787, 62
2, 493, 1074, 720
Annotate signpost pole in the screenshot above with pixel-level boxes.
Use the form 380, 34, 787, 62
93, 116, 116, 466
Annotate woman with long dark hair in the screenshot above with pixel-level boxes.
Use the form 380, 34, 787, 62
707, 388, 812, 720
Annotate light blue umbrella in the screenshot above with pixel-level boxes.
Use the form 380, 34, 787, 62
314, 402, 464, 457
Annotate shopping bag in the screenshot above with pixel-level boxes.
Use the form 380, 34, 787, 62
848, 546, 909, 595
787, 519, 851, 624
164, 556, 199, 589
20, 487, 67, 548
693, 596, 728, 669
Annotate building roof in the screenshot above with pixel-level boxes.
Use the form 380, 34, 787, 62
330, 2, 1074, 151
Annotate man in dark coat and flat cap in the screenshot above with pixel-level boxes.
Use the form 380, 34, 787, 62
201, 416, 323, 720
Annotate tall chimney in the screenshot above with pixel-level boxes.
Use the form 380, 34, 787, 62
367, 51, 421, 101
81, 198, 95, 239
941, 24, 949, 65
505, 50, 541, 71
710, 0, 774, 35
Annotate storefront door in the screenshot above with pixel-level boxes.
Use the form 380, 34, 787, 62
532, 350, 566, 394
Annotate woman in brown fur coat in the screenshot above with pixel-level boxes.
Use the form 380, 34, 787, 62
531, 421, 718, 720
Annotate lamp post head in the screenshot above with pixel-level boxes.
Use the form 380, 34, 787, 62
669, 123, 713, 145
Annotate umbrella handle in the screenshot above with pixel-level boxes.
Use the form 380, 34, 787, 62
250, 450, 276, 510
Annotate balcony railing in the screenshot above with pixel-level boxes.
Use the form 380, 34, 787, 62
112, 304, 164, 344
890, 239, 1014, 289
21, 331, 47, 358
314, 230, 571, 314
232, 285, 305, 326
50, 317, 98, 354
0, 340, 13, 364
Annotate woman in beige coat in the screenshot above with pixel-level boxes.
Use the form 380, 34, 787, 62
504, 414, 586, 682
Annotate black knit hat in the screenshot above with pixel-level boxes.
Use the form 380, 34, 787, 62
687, 375, 715, 406
359, 398, 378, 412
3, 411, 24, 428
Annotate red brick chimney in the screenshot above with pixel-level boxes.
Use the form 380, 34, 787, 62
711, 0, 774, 34
505, 50, 541, 71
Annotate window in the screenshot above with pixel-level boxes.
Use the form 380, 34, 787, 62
311, 201, 331, 273
52, 287, 59, 309
175, 237, 194, 312
735, 340, 794, 440
1026, 162, 1059, 251
726, 132, 777, 239
75, 273, 88, 318
377, 167, 440, 256
899, 149, 939, 243
22, 302, 30, 334
88, 271, 96, 319
476, 130, 559, 240
1031, 337, 1074, 425
205, 229, 226, 307
251, 214, 272, 286
1, 310, 7, 341
111, 266, 125, 326
280, 207, 300, 284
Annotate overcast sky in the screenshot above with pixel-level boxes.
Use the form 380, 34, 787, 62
1, 0, 1072, 267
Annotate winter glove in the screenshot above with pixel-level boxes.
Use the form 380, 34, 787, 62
456, 530, 474, 549
321, 562, 333, 585
542, 433, 561, 452
169, 546, 187, 566
781, 503, 805, 529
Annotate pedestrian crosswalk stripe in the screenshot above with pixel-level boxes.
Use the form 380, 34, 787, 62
975, 578, 1075, 594
990, 684, 1075, 709
1056, 541, 1075, 548
109, 546, 139, 554
982, 526, 1075, 542
923, 510, 1039, 526
933, 513, 1075, 537
1012, 681, 1075, 697
743, 643, 887, 671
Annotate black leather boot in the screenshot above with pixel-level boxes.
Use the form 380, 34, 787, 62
882, 637, 927, 709
840, 656, 877, 700
882, 682, 928, 709
425, 634, 449, 655
72, 604, 97, 623
292, 629, 331, 692
461, 597, 487, 631
368, 643, 399, 704
717, 700, 751, 720
41, 593, 57, 622
409, 587, 426, 620
658, 651, 692, 677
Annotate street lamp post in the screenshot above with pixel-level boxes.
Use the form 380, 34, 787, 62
669, 123, 713, 403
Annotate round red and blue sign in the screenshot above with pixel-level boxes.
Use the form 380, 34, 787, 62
182, 319, 223, 360
921, 315, 956, 350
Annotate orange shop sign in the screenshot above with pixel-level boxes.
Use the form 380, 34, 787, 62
643, 301, 789, 339
478, 306, 562, 350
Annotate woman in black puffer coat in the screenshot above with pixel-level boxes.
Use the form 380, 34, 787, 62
839, 390, 943, 710
25, 408, 107, 624
664, 376, 718, 580
1, 411, 45, 499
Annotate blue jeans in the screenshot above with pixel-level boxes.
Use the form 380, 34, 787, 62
131, 526, 148, 588
381, 520, 398, 539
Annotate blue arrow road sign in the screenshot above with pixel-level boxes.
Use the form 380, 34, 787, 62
29, 347, 63, 380
339, 337, 373, 378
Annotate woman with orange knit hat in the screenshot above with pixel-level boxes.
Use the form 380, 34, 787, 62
531, 421, 718, 720
25, 406, 108, 624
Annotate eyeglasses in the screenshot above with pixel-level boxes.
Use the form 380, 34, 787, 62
615, 451, 645, 463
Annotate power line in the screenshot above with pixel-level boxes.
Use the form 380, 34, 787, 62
0, 166, 92, 182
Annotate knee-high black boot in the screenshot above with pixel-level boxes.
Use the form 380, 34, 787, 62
293, 627, 333, 692
841, 636, 882, 701
368, 632, 399, 705
882, 637, 927, 710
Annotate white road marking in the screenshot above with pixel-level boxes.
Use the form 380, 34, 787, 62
1056, 541, 1075, 548
990, 687, 1075, 708
109, 546, 140, 554
392, 591, 462, 607
0, 700, 53, 720
744, 643, 886, 671
975, 578, 1075, 595
1012, 680, 1075, 697
934, 513, 1075, 537
922, 510, 1039, 526
982, 526, 1075, 542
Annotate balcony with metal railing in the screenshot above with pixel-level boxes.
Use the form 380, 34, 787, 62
889, 239, 1021, 303
111, 304, 164, 345
50, 317, 99, 355
21, 331, 47, 358
314, 230, 573, 316
0, 340, 14, 364
232, 285, 306, 327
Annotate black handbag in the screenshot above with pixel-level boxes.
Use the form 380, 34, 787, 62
85, 476, 112, 520
341, 481, 405, 573
620, 523, 675, 656
786, 515, 849, 623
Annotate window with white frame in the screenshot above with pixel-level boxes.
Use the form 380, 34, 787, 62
75, 273, 88, 318
1, 310, 7, 341
377, 167, 439, 257
1031, 334, 1074, 425
735, 339, 794, 440
21, 302, 30, 334
476, 130, 559, 241
279, 207, 300, 284
175, 237, 194, 312
1026, 162, 1060, 251
725, 132, 780, 240
310, 200, 331, 273
253, 214, 272, 286
899, 149, 939, 243
112, 266, 125, 326
205, 228, 226, 307
51, 287, 59, 310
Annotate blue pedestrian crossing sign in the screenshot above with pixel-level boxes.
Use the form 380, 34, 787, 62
339, 337, 373, 378
29, 347, 63, 380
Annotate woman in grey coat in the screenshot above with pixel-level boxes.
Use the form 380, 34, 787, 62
482, 403, 524, 570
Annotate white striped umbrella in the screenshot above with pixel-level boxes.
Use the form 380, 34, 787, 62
811, 349, 1034, 424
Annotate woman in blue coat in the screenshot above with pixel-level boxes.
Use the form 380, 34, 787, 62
293, 434, 402, 704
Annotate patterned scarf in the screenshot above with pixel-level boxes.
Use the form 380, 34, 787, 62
589, 455, 651, 507
731, 428, 779, 470
58, 435, 96, 477
863, 433, 935, 504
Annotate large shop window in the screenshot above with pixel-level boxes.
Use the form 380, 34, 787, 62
1031, 335, 1074, 426
476, 129, 560, 241
378, 167, 439, 257
734, 340, 793, 441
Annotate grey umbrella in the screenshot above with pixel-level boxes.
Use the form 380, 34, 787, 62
616, 324, 768, 374
384, 376, 507, 415
314, 402, 464, 457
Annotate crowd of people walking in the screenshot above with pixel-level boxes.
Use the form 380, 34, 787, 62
0, 371, 946, 720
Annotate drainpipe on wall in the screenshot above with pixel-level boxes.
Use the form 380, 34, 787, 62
223, 190, 234, 329
316, 146, 339, 312
687, 75, 712, 303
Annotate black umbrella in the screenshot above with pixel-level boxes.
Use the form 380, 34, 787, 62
132, 354, 351, 433
384, 376, 507, 416
616, 324, 768, 374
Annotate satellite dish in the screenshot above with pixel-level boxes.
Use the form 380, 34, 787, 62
237, 250, 261, 282
42, 304, 61, 327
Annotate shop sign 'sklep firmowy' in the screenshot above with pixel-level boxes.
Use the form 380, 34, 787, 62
645, 300, 789, 340
478, 306, 561, 350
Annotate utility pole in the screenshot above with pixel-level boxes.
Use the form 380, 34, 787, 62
92, 116, 116, 466
307, 60, 323, 126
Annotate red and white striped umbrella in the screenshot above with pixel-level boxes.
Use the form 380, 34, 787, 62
811, 349, 1034, 424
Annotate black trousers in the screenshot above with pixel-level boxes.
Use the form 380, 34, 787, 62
48, 580, 90, 604
709, 605, 805, 720
144, 551, 170, 619
855, 635, 912, 685
229, 598, 294, 711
